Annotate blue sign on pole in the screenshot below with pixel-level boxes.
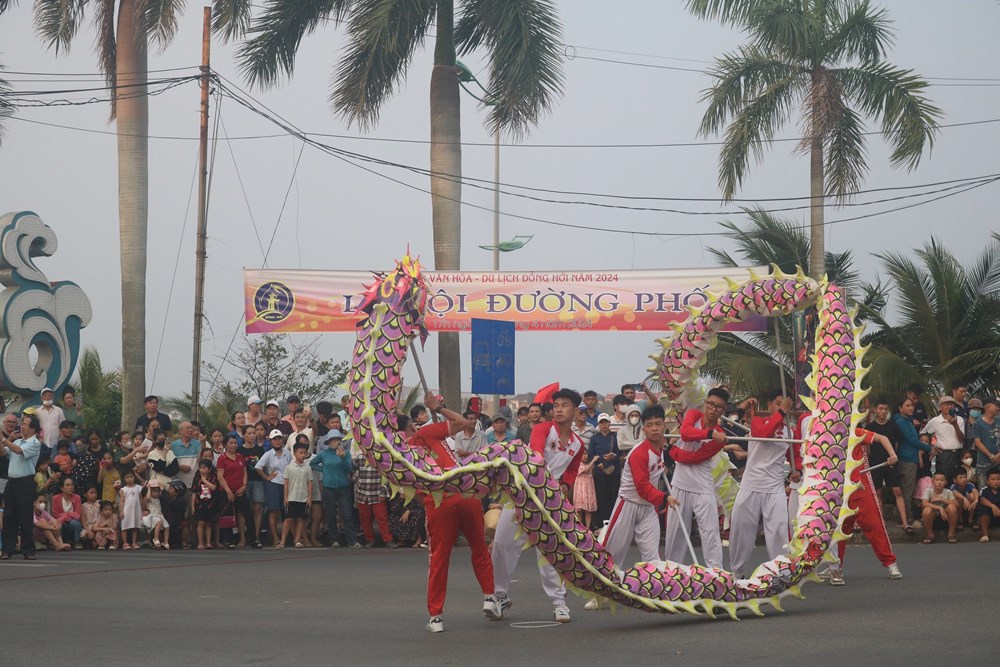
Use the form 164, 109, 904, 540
471, 318, 515, 396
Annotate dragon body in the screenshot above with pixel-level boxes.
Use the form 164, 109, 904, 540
349, 258, 864, 618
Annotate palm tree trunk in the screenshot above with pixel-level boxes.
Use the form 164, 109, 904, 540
430, 0, 462, 408
116, 0, 149, 428
808, 133, 825, 281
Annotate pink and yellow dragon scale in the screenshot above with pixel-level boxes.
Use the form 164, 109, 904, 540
349, 258, 863, 618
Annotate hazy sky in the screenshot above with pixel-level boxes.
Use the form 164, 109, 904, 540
1, 1, 998, 410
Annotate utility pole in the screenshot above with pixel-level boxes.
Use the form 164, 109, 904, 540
190, 6, 211, 421
492, 128, 500, 415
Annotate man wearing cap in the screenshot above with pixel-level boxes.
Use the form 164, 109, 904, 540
588, 413, 622, 527
37, 387, 65, 451
485, 415, 515, 444
921, 396, 966, 478
972, 398, 1000, 485
310, 429, 357, 548
255, 430, 293, 546
135, 395, 172, 437
246, 396, 263, 426
261, 400, 293, 437
282, 395, 302, 426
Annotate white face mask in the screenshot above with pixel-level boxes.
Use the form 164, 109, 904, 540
42, 400, 53, 407
963, 458, 973, 466
628, 415, 641, 425
37, 503, 46, 512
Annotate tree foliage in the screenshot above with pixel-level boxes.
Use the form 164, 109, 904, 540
73, 347, 122, 440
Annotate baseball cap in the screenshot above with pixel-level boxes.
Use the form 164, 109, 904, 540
938, 396, 958, 408
265, 399, 280, 408
286, 394, 301, 404
59, 420, 76, 429
491, 414, 508, 423
41, 387, 53, 394
269, 429, 285, 439
983, 397, 999, 407
967, 398, 984, 409
326, 429, 344, 440
578, 402, 587, 410
248, 395, 262, 405
597, 413, 611, 423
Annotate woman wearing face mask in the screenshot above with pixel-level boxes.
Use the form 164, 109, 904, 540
617, 405, 644, 454
113, 430, 139, 480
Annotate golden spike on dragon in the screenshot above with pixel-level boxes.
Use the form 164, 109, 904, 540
348, 255, 866, 618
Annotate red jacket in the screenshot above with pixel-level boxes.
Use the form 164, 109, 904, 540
672, 409, 725, 464
52, 493, 82, 523
410, 421, 465, 511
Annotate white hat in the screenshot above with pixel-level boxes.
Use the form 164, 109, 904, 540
248, 395, 262, 405
597, 413, 611, 423
938, 396, 958, 408
265, 399, 280, 408
41, 387, 53, 394
269, 429, 285, 439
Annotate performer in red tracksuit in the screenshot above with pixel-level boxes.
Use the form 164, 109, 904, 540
492, 389, 585, 624
407, 393, 499, 633
827, 425, 903, 585
601, 404, 678, 566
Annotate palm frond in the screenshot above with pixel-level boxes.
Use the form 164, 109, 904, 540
823, 103, 868, 199
142, 0, 185, 51
684, 0, 767, 25
825, 248, 859, 291
91, 0, 117, 93
212, 0, 255, 42
331, 0, 436, 128
455, 0, 564, 139
823, 0, 894, 65
745, 0, 820, 63
238, 0, 351, 89
835, 61, 942, 171
711, 209, 811, 274
0, 64, 12, 145
32, 0, 87, 54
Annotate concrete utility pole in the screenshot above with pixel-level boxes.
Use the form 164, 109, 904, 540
191, 6, 211, 421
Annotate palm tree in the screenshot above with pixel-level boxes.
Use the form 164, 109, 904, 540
218, 0, 565, 408
860, 234, 1000, 401
0, 61, 12, 143
2, 0, 197, 428
687, 0, 941, 280
161, 383, 247, 432
73, 347, 123, 438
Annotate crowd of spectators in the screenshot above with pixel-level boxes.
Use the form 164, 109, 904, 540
2, 379, 998, 561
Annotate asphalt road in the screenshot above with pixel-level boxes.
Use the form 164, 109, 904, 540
1, 541, 995, 666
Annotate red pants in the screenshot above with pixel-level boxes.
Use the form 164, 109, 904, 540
426, 498, 494, 617
838, 476, 896, 567
357, 501, 391, 544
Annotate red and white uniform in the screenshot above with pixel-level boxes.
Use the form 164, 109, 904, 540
410, 422, 494, 617
728, 412, 793, 576
492, 422, 584, 607
837, 427, 896, 568
663, 410, 726, 569
601, 440, 666, 566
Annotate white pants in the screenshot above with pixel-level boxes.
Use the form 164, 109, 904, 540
601, 497, 660, 567
492, 507, 566, 607
663, 488, 723, 570
728, 488, 788, 576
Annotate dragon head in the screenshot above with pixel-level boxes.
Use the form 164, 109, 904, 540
356, 252, 429, 344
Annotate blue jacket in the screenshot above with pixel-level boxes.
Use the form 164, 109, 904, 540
894, 413, 932, 464
310, 447, 353, 489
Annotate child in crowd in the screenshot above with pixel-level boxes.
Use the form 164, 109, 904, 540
98, 451, 122, 507
161, 481, 187, 550
920, 471, 959, 543
282, 442, 313, 549
573, 452, 598, 531
950, 469, 979, 530
192, 459, 220, 550
79, 485, 101, 547
34, 457, 61, 500
92, 501, 120, 549
53, 440, 75, 476
33, 493, 71, 551
119, 471, 143, 550
976, 468, 1000, 543
141, 480, 170, 549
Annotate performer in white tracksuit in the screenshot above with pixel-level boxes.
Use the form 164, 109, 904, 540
601, 405, 677, 566
493, 390, 585, 622
728, 390, 796, 577
663, 388, 731, 570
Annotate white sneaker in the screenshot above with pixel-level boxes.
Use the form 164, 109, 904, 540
829, 569, 845, 586
483, 595, 503, 620
886, 563, 902, 579
553, 604, 571, 623
584, 598, 600, 611
496, 593, 512, 615
426, 616, 444, 633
